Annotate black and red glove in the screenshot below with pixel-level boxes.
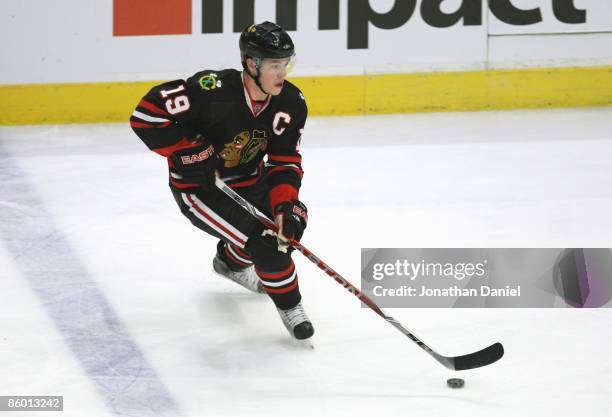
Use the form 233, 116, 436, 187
274, 200, 308, 243
170, 141, 219, 191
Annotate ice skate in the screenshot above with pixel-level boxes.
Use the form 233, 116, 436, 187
213, 252, 265, 294
276, 302, 314, 340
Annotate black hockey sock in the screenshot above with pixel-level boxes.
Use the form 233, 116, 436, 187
255, 260, 302, 310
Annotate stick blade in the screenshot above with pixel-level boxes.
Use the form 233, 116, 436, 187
452, 342, 504, 371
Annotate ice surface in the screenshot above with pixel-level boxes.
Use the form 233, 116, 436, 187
1, 108, 612, 417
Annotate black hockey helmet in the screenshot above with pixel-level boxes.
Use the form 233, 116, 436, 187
239, 21, 295, 69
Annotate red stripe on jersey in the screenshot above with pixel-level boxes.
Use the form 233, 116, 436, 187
269, 184, 299, 211
131, 119, 172, 129
267, 166, 303, 178
224, 246, 251, 267
138, 99, 170, 116
268, 154, 302, 164
263, 279, 299, 294
169, 177, 199, 189
232, 245, 251, 259
256, 263, 295, 280
228, 174, 261, 189
186, 195, 246, 246
130, 120, 155, 129
153, 138, 199, 157
224, 161, 264, 189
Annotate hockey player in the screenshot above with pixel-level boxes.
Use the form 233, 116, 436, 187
130, 22, 313, 340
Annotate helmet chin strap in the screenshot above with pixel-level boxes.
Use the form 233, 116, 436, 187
246, 64, 271, 97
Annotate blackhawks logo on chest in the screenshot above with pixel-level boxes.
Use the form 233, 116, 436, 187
220, 129, 268, 168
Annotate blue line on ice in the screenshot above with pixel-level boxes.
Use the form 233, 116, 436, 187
0, 144, 182, 417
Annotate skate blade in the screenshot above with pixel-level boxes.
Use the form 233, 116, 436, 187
293, 337, 315, 350
211, 268, 264, 294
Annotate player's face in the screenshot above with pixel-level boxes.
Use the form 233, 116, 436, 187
258, 56, 294, 95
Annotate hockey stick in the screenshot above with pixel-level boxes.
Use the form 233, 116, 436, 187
215, 177, 504, 371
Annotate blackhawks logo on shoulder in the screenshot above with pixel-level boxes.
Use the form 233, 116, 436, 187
199, 73, 222, 91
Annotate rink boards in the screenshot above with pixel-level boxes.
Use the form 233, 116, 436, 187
2, 65, 612, 125
2, 0, 612, 124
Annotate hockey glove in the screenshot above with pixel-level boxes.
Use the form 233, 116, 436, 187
274, 200, 308, 245
170, 141, 219, 191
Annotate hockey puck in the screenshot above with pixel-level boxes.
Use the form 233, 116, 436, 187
447, 378, 465, 388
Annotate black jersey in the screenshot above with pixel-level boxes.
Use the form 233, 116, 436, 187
130, 69, 307, 209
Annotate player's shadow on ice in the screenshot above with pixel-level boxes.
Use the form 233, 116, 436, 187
198, 288, 266, 323
194, 289, 310, 357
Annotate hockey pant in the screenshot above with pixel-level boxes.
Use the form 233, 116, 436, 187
171, 181, 301, 310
